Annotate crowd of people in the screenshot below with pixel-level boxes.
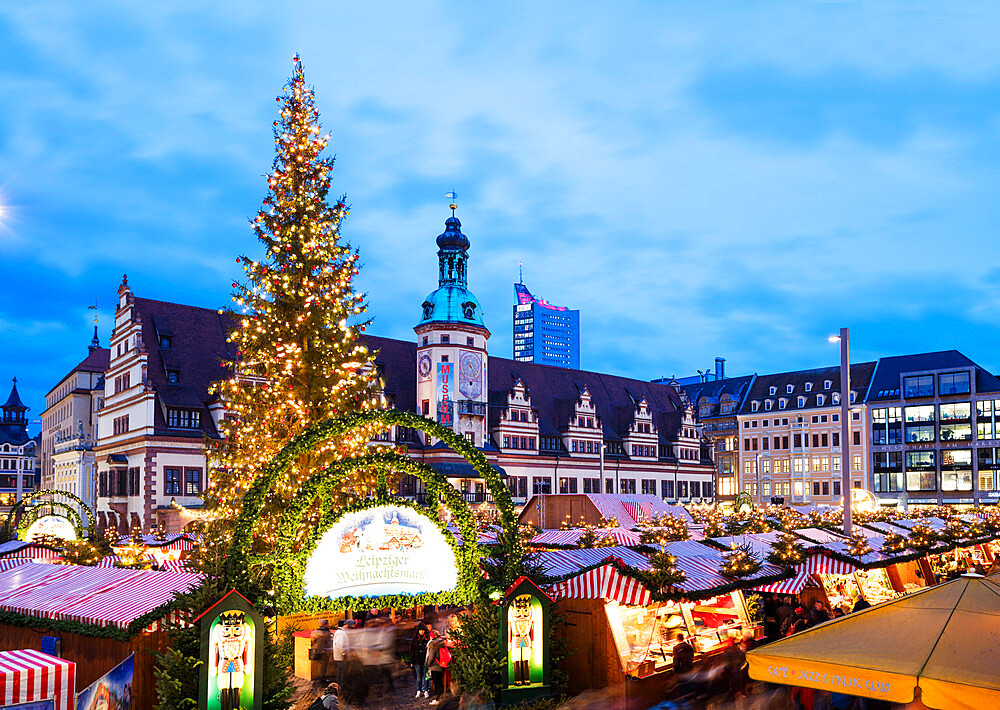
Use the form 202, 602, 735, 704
306, 608, 493, 710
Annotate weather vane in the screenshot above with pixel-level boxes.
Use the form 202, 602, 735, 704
446, 191, 458, 216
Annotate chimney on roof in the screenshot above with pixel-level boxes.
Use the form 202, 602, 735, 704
715, 357, 725, 381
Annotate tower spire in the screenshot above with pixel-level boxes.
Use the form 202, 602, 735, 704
88, 303, 100, 353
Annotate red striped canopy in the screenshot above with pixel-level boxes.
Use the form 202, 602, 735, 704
536, 547, 651, 578
0, 562, 200, 628
800, 553, 857, 575
2, 545, 62, 561
753, 569, 814, 594
160, 559, 194, 573
530, 527, 641, 547
550, 563, 652, 606
0, 558, 32, 573
622, 501, 652, 525
0, 648, 75, 710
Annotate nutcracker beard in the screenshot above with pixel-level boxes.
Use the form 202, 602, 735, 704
509, 595, 535, 686
213, 611, 254, 710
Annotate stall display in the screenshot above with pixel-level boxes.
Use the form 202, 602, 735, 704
854, 567, 895, 604
816, 574, 861, 611
605, 592, 752, 677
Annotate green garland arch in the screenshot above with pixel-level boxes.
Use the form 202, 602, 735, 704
15, 501, 86, 540
3, 489, 95, 539
228, 410, 522, 609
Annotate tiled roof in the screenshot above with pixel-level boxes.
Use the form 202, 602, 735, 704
73, 348, 111, 374
866, 350, 1000, 401
132, 298, 238, 439
2, 381, 26, 411
679, 375, 755, 417
0, 425, 29, 447
739, 362, 876, 414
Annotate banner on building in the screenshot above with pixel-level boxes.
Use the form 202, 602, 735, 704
437, 362, 454, 428
76, 654, 133, 710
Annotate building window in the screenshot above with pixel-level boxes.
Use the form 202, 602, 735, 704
833, 480, 841, 496
904, 405, 935, 443
184, 468, 202, 495
440, 335, 450, 344
904, 375, 934, 398
677, 480, 688, 498
662, 480, 674, 499
941, 449, 973, 491
905, 451, 937, 491
164, 468, 181, 496
853, 431, 861, 446
166, 370, 180, 384
159, 335, 172, 349
797, 396, 806, 407
824, 380, 832, 389
977, 400, 1000, 440
786, 384, 794, 394
939, 372, 971, 396
167, 409, 201, 429
112, 415, 130, 436
467, 337, 475, 346
532, 476, 551, 494
422, 400, 430, 416
805, 383, 813, 392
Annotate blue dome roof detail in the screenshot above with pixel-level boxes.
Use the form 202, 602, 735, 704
417, 285, 486, 329
436, 217, 470, 250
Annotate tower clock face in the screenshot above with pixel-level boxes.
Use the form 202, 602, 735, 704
459, 351, 483, 399
418, 353, 432, 379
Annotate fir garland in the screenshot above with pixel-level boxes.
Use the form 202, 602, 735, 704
228, 410, 521, 611
3, 489, 94, 540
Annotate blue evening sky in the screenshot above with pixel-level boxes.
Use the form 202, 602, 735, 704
2, 2, 1000, 428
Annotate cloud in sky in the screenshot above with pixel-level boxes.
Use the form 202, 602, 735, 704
2, 0, 1000, 420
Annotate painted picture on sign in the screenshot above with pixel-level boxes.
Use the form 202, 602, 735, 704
207, 611, 256, 710
458, 351, 482, 399
507, 594, 543, 687
303, 505, 459, 599
76, 654, 133, 710
26, 515, 77, 543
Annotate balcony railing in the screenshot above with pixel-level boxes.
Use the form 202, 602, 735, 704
457, 400, 487, 416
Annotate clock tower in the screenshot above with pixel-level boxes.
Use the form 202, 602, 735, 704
415, 208, 490, 447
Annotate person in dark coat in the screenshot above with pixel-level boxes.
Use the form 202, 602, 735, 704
671, 632, 695, 674
852, 595, 871, 613
409, 623, 430, 698
774, 597, 794, 638
809, 601, 830, 625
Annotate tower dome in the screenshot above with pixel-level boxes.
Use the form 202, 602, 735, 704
417, 215, 488, 332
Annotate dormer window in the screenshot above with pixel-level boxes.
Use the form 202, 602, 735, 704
833, 392, 840, 404
769, 386, 777, 396
166, 370, 180, 385
462, 301, 477, 320
850, 391, 857, 403
159, 335, 172, 349
421, 301, 434, 320
816, 394, 825, 406
824, 380, 832, 389
779, 398, 787, 410
751, 401, 760, 412
765, 400, 773, 411
805, 382, 813, 392
786, 384, 794, 394
797, 396, 806, 407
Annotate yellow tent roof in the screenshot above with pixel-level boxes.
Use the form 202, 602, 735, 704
747, 574, 1000, 710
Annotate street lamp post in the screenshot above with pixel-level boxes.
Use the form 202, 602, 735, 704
830, 328, 853, 535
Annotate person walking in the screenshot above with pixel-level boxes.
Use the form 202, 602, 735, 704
426, 632, 448, 705
410, 623, 430, 699
310, 620, 333, 682
332, 620, 350, 688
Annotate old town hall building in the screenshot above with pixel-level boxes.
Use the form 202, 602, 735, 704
86, 214, 715, 532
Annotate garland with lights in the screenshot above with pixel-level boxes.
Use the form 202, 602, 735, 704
939, 518, 968, 543
2, 489, 93, 540
643, 513, 690, 542
14, 501, 86, 540
721, 543, 763, 578
227, 410, 521, 610
576, 526, 620, 549
766, 532, 806, 566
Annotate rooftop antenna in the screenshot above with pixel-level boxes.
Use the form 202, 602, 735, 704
445, 191, 458, 217
519, 261, 523, 284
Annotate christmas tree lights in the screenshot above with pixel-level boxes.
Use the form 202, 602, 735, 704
721, 543, 762, 578
192, 56, 384, 569
845, 532, 873, 558
766, 532, 806, 566
881, 532, 907, 555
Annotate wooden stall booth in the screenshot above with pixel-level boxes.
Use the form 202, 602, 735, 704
0, 562, 200, 708
539, 543, 781, 707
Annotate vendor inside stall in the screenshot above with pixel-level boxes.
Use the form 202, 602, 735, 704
604, 592, 756, 678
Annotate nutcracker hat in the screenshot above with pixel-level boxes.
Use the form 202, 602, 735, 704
219, 610, 247, 626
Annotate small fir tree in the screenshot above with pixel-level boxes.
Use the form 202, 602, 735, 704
766, 532, 806, 566
193, 56, 384, 570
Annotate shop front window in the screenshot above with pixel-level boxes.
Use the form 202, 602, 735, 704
977, 448, 999, 492
905, 451, 937, 492
941, 449, 973, 491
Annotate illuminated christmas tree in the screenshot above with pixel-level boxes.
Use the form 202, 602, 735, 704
766, 532, 806, 566
193, 56, 383, 568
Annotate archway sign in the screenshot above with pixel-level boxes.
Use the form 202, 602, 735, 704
229, 410, 522, 613
734, 492, 755, 516
4, 489, 93, 541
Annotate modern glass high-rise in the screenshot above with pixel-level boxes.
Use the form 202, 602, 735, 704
513, 281, 580, 369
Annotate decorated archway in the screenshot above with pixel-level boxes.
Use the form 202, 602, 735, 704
2, 489, 94, 540
229, 410, 522, 612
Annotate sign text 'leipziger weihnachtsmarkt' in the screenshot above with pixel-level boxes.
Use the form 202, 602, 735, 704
303, 505, 459, 599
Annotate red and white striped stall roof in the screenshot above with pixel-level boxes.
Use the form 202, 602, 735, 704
536, 547, 651, 578
96, 553, 157, 568
799, 553, 857, 575
752, 569, 814, 595
0, 562, 200, 629
621, 501, 652, 525
0, 648, 75, 710
115, 533, 198, 550
0, 558, 32, 573
0, 543, 62, 561
550, 563, 651, 606
530, 527, 642, 548
160, 559, 194, 573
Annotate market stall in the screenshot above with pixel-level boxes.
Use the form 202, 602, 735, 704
0, 648, 75, 710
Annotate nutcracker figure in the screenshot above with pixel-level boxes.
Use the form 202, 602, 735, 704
508, 594, 535, 686
212, 610, 254, 710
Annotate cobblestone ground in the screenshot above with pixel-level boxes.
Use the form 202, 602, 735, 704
290, 669, 784, 710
